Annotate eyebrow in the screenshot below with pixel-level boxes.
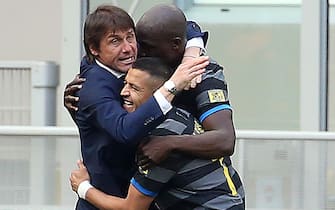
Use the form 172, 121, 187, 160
108, 29, 134, 37
126, 81, 144, 92
106, 33, 119, 39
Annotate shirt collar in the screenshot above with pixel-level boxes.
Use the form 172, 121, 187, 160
95, 59, 125, 79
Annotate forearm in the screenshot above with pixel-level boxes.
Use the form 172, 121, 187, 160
85, 185, 152, 210
138, 110, 236, 167
169, 109, 236, 158
93, 97, 165, 145
86, 188, 127, 210
169, 129, 235, 159
72, 171, 151, 210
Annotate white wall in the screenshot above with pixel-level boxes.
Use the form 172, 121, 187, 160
58, 0, 83, 126
0, 0, 61, 62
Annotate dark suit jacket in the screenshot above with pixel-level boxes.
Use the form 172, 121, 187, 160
75, 58, 165, 210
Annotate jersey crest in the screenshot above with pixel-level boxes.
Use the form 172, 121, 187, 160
207, 89, 226, 103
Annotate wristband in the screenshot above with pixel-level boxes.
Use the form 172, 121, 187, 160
77, 180, 93, 199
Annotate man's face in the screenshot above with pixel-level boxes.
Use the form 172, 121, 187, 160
137, 37, 169, 60
136, 31, 179, 68
120, 68, 154, 112
94, 28, 137, 73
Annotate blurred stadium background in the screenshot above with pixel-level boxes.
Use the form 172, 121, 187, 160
0, 0, 334, 209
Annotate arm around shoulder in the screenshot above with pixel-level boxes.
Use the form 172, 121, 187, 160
138, 109, 235, 167
170, 109, 235, 158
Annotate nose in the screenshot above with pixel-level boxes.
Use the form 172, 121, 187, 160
120, 85, 129, 97
122, 41, 132, 53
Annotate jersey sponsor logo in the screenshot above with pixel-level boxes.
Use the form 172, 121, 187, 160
208, 89, 226, 103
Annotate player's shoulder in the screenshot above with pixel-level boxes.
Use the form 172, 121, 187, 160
201, 58, 227, 82
206, 58, 224, 70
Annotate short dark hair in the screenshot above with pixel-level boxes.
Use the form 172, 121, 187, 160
132, 57, 173, 82
83, 5, 135, 62
136, 4, 187, 68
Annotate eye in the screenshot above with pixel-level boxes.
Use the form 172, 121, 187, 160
109, 38, 120, 46
126, 33, 135, 43
130, 84, 140, 92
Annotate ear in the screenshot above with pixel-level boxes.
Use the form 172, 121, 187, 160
171, 37, 183, 50
89, 45, 99, 56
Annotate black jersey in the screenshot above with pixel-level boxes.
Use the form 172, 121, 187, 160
174, 60, 244, 197
173, 60, 231, 123
132, 107, 244, 210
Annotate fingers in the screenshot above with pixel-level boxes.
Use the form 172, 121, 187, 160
77, 160, 86, 169
69, 172, 79, 192
190, 81, 196, 89
66, 75, 86, 88
64, 85, 82, 96
171, 57, 208, 91
175, 56, 208, 72
183, 84, 191, 90
187, 75, 202, 90
69, 160, 88, 192
64, 95, 79, 103
137, 156, 150, 168
138, 157, 155, 171
139, 162, 152, 171
183, 56, 209, 67
195, 74, 202, 83
64, 96, 79, 111
189, 68, 205, 80
63, 77, 84, 111
178, 56, 208, 79
64, 103, 79, 112
70, 173, 76, 183
188, 58, 209, 73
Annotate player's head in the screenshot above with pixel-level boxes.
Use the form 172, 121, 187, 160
120, 57, 173, 112
83, 5, 137, 73
136, 4, 187, 68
